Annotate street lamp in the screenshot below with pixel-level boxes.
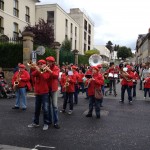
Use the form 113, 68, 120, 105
52, 41, 61, 65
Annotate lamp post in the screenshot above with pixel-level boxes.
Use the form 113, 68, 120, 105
52, 41, 61, 65
72, 49, 79, 65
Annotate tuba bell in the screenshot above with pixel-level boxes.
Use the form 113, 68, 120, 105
89, 54, 103, 66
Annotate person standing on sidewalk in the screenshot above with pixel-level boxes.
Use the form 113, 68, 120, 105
45, 56, 60, 129
28, 60, 50, 130
12, 64, 31, 110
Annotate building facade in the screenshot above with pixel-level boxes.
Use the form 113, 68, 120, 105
68, 8, 94, 54
94, 45, 110, 64
135, 31, 150, 64
0, 0, 39, 38
35, 4, 80, 53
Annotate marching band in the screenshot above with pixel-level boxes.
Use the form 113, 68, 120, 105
10, 55, 150, 130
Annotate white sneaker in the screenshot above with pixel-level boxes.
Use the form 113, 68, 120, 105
43, 124, 49, 131
28, 123, 40, 128
68, 110, 72, 115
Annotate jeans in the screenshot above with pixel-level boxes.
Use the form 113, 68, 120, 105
133, 84, 137, 97
15, 87, 27, 108
121, 85, 132, 102
79, 82, 84, 93
109, 79, 116, 94
49, 91, 59, 124
100, 85, 105, 106
139, 79, 143, 90
74, 84, 79, 104
88, 95, 100, 117
63, 92, 73, 110
34, 93, 49, 125
144, 88, 150, 97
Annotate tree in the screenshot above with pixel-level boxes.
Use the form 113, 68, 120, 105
24, 19, 54, 47
84, 49, 100, 58
106, 41, 113, 52
117, 46, 133, 60
61, 38, 72, 52
114, 44, 120, 51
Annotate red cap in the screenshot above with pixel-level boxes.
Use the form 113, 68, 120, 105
126, 65, 132, 69
19, 64, 26, 68
72, 65, 77, 69
92, 66, 99, 71
97, 64, 102, 68
37, 59, 46, 64
46, 56, 55, 62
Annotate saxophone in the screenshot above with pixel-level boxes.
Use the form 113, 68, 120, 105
64, 75, 69, 91
13, 70, 21, 91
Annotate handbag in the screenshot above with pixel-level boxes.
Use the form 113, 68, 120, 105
94, 88, 103, 99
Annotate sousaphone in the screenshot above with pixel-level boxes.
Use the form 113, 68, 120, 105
89, 54, 103, 66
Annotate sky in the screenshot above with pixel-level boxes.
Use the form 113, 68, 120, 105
38, 0, 150, 51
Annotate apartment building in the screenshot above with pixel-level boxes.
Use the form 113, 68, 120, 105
35, 4, 80, 53
68, 8, 94, 54
135, 29, 150, 64
94, 45, 110, 64
0, 0, 39, 38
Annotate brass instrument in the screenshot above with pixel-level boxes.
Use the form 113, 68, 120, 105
120, 68, 132, 82
64, 75, 70, 91
89, 54, 103, 66
27, 60, 37, 69
40, 65, 50, 73
13, 70, 21, 91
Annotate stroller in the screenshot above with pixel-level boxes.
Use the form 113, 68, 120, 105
0, 79, 15, 99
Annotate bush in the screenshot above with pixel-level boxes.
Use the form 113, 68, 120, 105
0, 43, 23, 68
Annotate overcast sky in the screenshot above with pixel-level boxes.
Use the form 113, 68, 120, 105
38, 0, 150, 50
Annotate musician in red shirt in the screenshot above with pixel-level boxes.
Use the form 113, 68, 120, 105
12, 64, 30, 110
143, 73, 150, 99
85, 66, 104, 119
28, 60, 50, 130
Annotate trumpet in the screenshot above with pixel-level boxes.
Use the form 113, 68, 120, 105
27, 60, 36, 68
40, 65, 50, 73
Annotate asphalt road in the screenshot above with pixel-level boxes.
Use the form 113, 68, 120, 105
0, 83, 150, 150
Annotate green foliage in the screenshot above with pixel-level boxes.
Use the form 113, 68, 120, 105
37, 47, 56, 60
117, 46, 132, 60
114, 44, 120, 51
78, 54, 89, 65
61, 38, 72, 52
0, 43, 23, 68
84, 49, 100, 57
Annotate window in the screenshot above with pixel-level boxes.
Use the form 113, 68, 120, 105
71, 23, 73, 34
84, 19, 87, 31
47, 11, 54, 24
65, 19, 68, 27
88, 24, 91, 34
75, 27, 77, 37
0, 17, 4, 34
0, 0, 4, 10
25, 6, 30, 23
13, 0, 19, 17
13, 22, 19, 38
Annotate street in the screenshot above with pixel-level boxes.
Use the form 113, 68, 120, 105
0, 82, 150, 150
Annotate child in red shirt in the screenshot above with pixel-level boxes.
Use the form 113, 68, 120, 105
143, 73, 150, 100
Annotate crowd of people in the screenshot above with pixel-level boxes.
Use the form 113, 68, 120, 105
0, 57, 150, 131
